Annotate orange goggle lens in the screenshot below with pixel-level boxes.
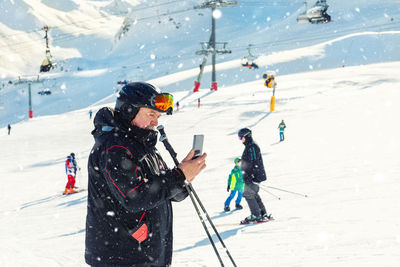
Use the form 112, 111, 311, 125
154, 93, 174, 113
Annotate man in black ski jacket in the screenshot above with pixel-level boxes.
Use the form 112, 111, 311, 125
85, 82, 207, 267
238, 128, 270, 224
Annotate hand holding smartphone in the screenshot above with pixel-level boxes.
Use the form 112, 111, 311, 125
192, 134, 204, 159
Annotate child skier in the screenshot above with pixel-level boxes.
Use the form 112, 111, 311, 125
278, 120, 286, 141
224, 157, 245, 212
64, 154, 77, 194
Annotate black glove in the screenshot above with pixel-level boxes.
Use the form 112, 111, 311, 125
227, 185, 230, 192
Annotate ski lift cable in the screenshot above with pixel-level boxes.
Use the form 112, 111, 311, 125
229, 20, 400, 52
128, 0, 186, 12
0, 15, 118, 40
1, 20, 398, 60
0, 1, 308, 49
0, 25, 113, 53
0, 0, 184, 40
0, 5, 196, 49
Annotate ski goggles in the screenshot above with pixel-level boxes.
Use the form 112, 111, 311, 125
152, 93, 174, 115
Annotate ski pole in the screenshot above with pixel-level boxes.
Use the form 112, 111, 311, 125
157, 126, 225, 266
259, 186, 281, 200
185, 182, 237, 267
185, 183, 225, 267
266, 185, 308, 198
157, 125, 237, 267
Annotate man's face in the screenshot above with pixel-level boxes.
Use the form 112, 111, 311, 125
131, 107, 161, 130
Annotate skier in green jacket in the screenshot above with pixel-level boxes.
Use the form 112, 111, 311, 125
224, 157, 245, 211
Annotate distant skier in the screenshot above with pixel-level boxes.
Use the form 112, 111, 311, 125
7, 124, 11, 135
89, 110, 93, 119
224, 157, 244, 212
278, 120, 286, 141
64, 154, 77, 194
238, 128, 272, 224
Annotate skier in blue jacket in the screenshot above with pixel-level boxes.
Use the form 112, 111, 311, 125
278, 120, 286, 141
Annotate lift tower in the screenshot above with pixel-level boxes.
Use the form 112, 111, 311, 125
193, 1, 237, 92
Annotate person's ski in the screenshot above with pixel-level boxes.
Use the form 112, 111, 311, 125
62, 188, 86, 195
223, 208, 241, 214
240, 214, 274, 225
240, 219, 267, 225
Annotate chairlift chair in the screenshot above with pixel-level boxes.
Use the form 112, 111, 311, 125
40, 25, 56, 72
297, 0, 331, 24
241, 44, 259, 69
40, 57, 55, 72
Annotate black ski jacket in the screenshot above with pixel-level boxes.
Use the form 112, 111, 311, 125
241, 137, 267, 184
85, 107, 188, 267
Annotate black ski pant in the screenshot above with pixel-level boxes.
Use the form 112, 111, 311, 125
243, 182, 266, 217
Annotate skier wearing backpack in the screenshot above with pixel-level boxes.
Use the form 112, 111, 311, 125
64, 155, 77, 194
238, 128, 271, 224
224, 157, 244, 212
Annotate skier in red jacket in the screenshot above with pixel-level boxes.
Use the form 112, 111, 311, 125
64, 154, 77, 194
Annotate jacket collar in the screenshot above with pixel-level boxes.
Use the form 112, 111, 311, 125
92, 107, 158, 148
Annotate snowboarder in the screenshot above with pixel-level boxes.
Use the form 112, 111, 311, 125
64, 155, 77, 194
238, 128, 271, 224
278, 120, 286, 141
7, 124, 11, 135
224, 157, 244, 212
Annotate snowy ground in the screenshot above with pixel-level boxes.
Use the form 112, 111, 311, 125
1, 61, 400, 266
1, 0, 400, 127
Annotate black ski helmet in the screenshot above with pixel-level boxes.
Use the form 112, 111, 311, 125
70, 152, 75, 158
115, 82, 172, 124
238, 128, 252, 139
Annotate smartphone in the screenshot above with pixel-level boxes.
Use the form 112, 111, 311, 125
192, 134, 204, 159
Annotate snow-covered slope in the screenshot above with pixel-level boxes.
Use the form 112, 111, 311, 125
1, 61, 400, 266
1, 0, 400, 127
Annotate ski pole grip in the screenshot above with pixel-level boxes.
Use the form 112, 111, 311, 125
157, 125, 166, 137
157, 125, 168, 142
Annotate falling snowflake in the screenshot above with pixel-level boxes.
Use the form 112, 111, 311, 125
106, 211, 115, 217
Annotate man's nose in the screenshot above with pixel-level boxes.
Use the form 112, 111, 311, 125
151, 119, 158, 126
